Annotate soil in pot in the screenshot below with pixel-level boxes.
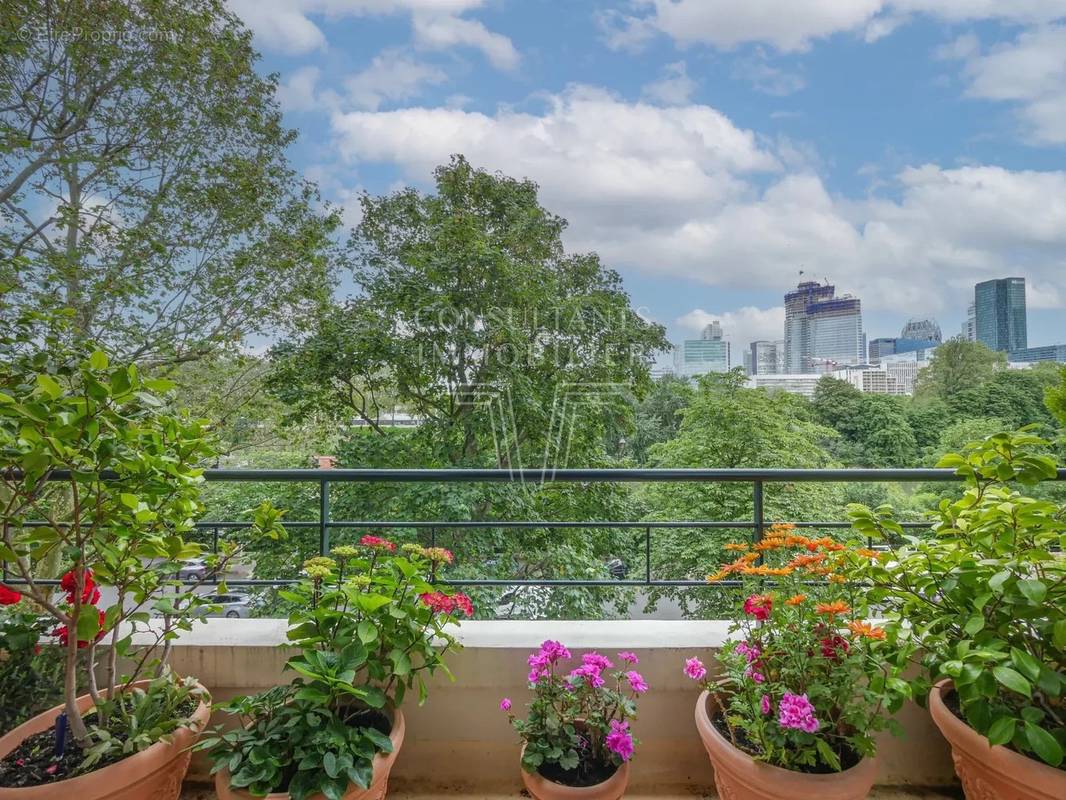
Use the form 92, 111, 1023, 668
711, 708, 863, 774
247, 707, 393, 796
0, 695, 199, 789
537, 751, 619, 788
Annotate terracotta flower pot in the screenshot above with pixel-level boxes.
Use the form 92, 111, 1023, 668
0, 679, 210, 800
929, 680, 1066, 800
519, 744, 630, 800
214, 707, 405, 800
694, 690, 877, 800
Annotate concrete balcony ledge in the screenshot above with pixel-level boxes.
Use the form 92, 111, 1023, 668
167, 619, 960, 796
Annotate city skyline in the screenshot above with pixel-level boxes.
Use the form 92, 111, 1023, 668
229, 2, 1066, 355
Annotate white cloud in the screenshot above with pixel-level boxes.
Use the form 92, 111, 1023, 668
346, 50, 447, 109
276, 66, 323, 112
601, 1, 1066, 53
412, 12, 520, 70
953, 25, 1066, 144
228, 0, 518, 68
677, 306, 786, 348
328, 86, 1066, 312
731, 49, 806, 96
641, 62, 697, 105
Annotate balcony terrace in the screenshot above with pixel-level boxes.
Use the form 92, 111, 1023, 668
160, 465, 1062, 798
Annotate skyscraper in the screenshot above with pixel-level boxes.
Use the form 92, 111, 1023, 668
749, 340, 783, 375
974, 277, 1027, 352
680, 322, 730, 376
900, 318, 942, 343
961, 302, 976, 341
784, 281, 865, 373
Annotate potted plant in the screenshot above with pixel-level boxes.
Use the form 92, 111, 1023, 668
685, 524, 911, 800
0, 597, 65, 733
0, 310, 284, 798
201, 537, 470, 799
502, 640, 647, 799
847, 431, 1065, 799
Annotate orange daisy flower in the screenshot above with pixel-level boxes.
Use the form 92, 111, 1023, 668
828, 574, 846, 584
815, 600, 851, 618
785, 594, 807, 606
724, 543, 750, 552
848, 621, 886, 640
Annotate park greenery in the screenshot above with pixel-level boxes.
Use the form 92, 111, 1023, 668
0, 0, 1064, 631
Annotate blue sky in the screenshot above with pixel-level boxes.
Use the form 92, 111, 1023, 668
230, 0, 1066, 352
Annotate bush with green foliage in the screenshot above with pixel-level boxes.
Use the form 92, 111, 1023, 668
847, 431, 1065, 767
0, 606, 65, 733
200, 536, 468, 798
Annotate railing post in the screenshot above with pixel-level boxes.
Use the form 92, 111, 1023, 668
753, 480, 765, 545
644, 525, 651, 584
212, 525, 219, 585
319, 479, 330, 556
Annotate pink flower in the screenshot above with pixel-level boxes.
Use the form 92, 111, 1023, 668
820, 634, 850, 661
760, 695, 772, 715
683, 657, 707, 681
538, 640, 571, 663
742, 594, 773, 621
419, 591, 474, 617
625, 671, 649, 694
582, 652, 614, 671
499, 698, 511, 711
44, 764, 57, 775
618, 651, 639, 664
778, 692, 819, 734
734, 641, 761, 663
605, 720, 635, 761
527, 640, 571, 683
359, 534, 396, 552
568, 664, 606, 688
746, 668, 765, 684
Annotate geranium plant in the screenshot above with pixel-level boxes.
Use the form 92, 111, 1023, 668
0, 309, 285, 786
0, 593, 65, 733
502, 641, 647, 786
199, 536, 470, 799
685, 525, 911, 773
846, 431, 1065, 768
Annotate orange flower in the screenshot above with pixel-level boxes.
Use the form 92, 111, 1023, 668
828, 574, 846, 584
855, 548, 880, 559
785, 534, 812, 547
706, 570, 728, 583
724, 543, 750, 552
815, 600, 851, 618
848, 621, 886, 640
785, 594, 807, 606
788, 553, 825, 569
754, 537, 787, 552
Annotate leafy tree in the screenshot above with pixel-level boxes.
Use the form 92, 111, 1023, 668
906, 399, 953, 454
641, 372, 843, 618
264, 157, 670, 617
625, 375, 695, 464
0, 0, 341, 364
1047, 366, 1066, 426
954, 370, 1057, 430
914, 339, 1005, 402
812, 377, 917, 466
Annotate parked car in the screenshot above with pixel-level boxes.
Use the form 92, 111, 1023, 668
198, 592, 253, 618
177, 557, 210, 581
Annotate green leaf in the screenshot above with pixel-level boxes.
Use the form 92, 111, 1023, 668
1017, 579, 1046, 604
35, 374, 62, 399
357, 620, 377, 644
815, 738, 842, 771
1024, 722, 1064, 767
323, 751, 338, 778
1009, 648, 1042, 682
963, 615, 985, 635
985, 716, 1015, 746
1054, 620, 1066, 650
992, 666, 1031, 698
88, 350, 109, 370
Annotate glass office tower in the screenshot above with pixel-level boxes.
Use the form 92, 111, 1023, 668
974, 277, 1027, 352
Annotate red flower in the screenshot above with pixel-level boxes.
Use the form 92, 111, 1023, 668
54, 608, 107, 649
820, 634, 850, 661
742, 593, 773, 621
359, 535, 396, 552
59, 568, 99, 605
0, 585, 22, 605
419, 591, 474, 617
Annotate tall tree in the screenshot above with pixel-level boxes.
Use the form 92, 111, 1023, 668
914, 339, 1006, 402
271, 155, 668, 469
0, 0, 341, 365
642, 372, 843, 617
1047, 366, 1066, 427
